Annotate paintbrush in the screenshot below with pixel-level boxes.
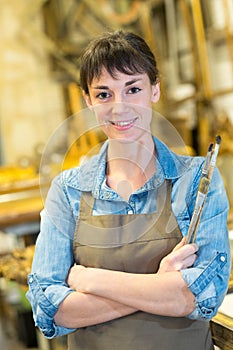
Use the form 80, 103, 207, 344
186, 136, 221, 244
207, 135, 221, 181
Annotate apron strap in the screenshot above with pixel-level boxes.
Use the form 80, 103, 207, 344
79, 192, 95, 218
158, 179, 173, 215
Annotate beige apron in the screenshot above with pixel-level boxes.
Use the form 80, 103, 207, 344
68, 180, 213, 350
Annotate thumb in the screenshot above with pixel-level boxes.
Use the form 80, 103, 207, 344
172, 237, 186, 252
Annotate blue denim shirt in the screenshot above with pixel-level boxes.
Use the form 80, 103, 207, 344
26, 136, 231, 339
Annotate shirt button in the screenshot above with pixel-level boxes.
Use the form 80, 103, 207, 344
219, 254, 226, 262
127, 209, 133, 214
29, 277, 34, 284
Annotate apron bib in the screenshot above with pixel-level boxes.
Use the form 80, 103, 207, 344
68, 180, 213, 350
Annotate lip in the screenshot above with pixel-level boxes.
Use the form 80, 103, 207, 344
108, 117, 138, 130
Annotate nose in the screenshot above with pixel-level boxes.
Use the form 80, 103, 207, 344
112, 91, 124, 104
111, 101, 127, 115
111, 92, 130, 115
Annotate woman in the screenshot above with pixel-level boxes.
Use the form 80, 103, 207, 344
27, 31, 231, 349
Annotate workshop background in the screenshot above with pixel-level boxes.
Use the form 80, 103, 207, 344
0, 1, 233, 349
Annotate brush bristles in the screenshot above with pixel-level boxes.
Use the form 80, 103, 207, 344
215, 135, 221, 144
208, 143, 213, 152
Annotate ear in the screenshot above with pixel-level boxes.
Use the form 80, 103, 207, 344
151, 82, 160, 103
82, 91, 93, 108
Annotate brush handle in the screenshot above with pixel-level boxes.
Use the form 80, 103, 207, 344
186, 178, 210, 244
185, 136, 221, 244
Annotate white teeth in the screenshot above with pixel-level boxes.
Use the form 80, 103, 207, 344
110, 118, 136, 126
116, 121, 131, 126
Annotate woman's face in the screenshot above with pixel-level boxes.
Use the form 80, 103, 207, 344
83, 68, 160, 142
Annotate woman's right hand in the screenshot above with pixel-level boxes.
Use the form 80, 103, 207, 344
158, 237, 198, 274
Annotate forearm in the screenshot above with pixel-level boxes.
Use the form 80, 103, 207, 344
54, 290, 137, 328
76, 269, 196, 317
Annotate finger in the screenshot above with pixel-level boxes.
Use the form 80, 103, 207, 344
67, 266, 78, 285
171, 249, 198, 270
172, 237, 186, 252
172, 243, 198, 262
181, 253, 197, 269
165, 246, 197, 268
190, 243, 199, 253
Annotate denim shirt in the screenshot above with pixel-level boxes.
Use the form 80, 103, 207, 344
26, 136, 231, 339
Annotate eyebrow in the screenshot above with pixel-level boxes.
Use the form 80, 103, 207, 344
92, 78, 142, 90
125, 78, 142, 87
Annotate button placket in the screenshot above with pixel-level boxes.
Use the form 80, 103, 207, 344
127, 200, 135, 214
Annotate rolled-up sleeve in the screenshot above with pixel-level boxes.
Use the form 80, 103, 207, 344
180, 166, 231, 320
27, 274, 76, 338
26, 173, 78, 338
181, 251, 230, 320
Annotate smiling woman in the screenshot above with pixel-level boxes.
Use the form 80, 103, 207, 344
84, 70, 159, 144
27, 30, 231, 350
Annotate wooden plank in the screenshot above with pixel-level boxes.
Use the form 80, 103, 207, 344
0, 197, 43, 229
211, 312, 233, 349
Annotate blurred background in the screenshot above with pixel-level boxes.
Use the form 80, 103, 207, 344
0, 1, 233, 349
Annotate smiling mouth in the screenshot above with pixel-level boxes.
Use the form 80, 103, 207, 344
109, 117, 138, 127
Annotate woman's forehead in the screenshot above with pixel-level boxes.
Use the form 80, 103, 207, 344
89, 67, 148, 86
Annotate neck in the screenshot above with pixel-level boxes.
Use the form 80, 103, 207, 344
107, 136, 155, 172
106, 136, 156, 200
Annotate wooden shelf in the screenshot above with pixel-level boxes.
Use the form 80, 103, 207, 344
211, 311, 233, 349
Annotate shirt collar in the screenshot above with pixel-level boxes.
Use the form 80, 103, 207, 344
65, 136, 192, 196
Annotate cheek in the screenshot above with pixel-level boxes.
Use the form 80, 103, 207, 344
93, 105, 110, 125
133, 92, 153, 107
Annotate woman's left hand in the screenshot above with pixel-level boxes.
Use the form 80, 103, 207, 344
158, 237, 198, 274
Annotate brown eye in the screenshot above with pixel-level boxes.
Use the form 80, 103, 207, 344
128, 87, 142, 94
96, 92, 111, 99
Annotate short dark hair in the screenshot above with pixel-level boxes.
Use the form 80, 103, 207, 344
79, 30, 159, 94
